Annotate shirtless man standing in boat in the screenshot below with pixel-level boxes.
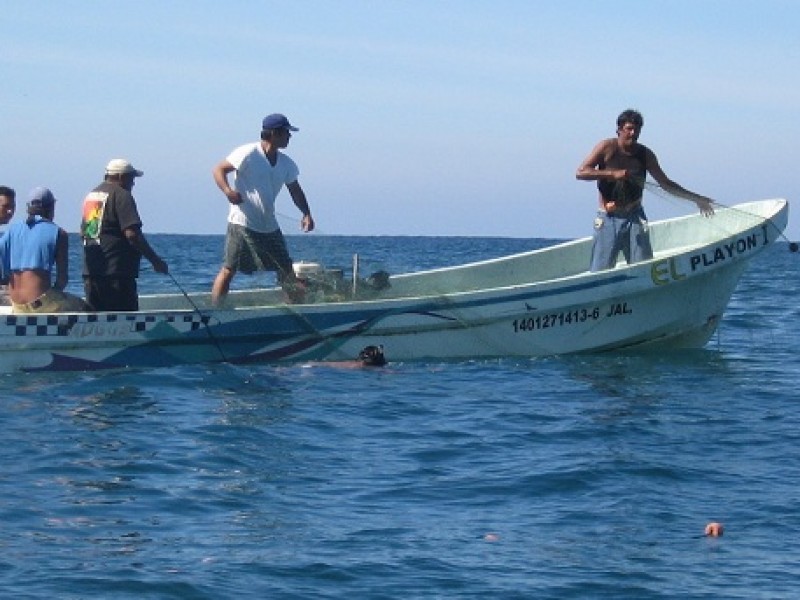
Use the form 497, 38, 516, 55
576, 108, 714, 271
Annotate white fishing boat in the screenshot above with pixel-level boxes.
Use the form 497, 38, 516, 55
0, 198, 789, 373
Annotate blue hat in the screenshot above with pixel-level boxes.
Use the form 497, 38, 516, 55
28, 186, 56, 207
262, 113, 298, 131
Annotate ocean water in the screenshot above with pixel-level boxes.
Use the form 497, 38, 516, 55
1, 234, 799, 599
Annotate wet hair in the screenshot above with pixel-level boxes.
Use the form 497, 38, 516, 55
0, 186, 15, 200
617, 109, 644, 129
358, 345, 387, 367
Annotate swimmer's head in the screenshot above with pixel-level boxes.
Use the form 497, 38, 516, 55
358, 345, 386, 367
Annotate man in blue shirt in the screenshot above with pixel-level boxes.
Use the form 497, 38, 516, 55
0, 187, 87, 313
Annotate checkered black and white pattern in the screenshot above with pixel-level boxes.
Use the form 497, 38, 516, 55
4, 313, 210, 337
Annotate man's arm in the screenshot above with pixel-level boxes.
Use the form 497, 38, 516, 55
286, 180, 315, 232
0, 231, 10, 285
212, 160, 242, 205
576, 139, 628, 182
53, 228, 69, 291
124, 226, 168, 274
644, 149, 714, 216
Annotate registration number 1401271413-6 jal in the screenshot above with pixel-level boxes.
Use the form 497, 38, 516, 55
512, 302, 631, 333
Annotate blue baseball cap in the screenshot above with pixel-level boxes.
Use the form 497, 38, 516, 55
262, 113, 298, 131
28, 186, 56, 207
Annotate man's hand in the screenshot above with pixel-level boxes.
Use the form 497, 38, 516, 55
224, 189, 243, 205
301, 214, 315, 233
696, 198, 715, 217
151, 257, 169, 274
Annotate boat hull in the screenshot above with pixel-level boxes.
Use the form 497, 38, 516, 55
0, 199, 788, 372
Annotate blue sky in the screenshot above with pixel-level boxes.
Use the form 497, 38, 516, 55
3, 0, 800, 241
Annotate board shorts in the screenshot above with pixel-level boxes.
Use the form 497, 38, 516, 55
223, 223, 294, 282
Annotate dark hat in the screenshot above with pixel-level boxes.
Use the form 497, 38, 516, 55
28, 186, 56, 207
262, 113, 298, 131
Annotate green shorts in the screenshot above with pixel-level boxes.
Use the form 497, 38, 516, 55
223, 223, 294, 281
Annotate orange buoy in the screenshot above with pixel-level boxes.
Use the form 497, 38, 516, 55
705, 522, 724, 537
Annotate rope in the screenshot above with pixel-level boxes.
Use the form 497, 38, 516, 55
166, 271, 228, 363
237, 217, 355, 362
